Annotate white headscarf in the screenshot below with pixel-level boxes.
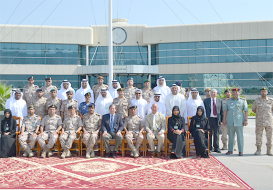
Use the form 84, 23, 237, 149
57, 80, 76, 100
5, 89, 17, 109
184, 89, 204, 123
8, 91, 27, 128
95, 89, 113, 116
153, 77, 171, 102
188, 90, 201, 101
75, 80, 94, 105
109, 80, 121, 99
146, 92, 166, 115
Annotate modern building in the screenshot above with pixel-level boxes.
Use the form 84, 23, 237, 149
0, 19, 272, 96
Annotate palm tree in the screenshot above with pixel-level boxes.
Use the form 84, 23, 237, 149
0, 82, 12, 111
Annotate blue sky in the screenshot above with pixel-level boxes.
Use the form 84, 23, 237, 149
0, 0, 272, 27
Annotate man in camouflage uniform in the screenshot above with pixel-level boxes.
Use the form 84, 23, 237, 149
38, 105, 62, 158
124, 77, 137, 101
124, 106, 144, 158
18, 105, 41, 157
175, 81, 186, 96
252, 87, 273, 156
23, 76, 39, 106
113, 88, 129, 120
41, 77, 58, 99
32, 89, 47, 118
60, 90, 78, 121
60, 105, 83, 159
46, 89, 62, 116
82, 103, 101, 158
220, 89, 233, 150
142, 79, 154, 104
92, 76, 109, 103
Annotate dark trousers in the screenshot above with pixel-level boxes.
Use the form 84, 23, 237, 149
209, 117, 220, 149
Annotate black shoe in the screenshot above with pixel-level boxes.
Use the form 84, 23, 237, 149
112, 151, 117, 158
170, 153, 177, 159
105, 152, 112, 158
214, 148, 221, 153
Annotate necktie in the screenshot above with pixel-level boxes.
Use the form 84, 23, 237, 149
213, 99, 217, 115
110, 115, 114, 133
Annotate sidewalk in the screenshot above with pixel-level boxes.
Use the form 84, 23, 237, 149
211, 118, 273, 190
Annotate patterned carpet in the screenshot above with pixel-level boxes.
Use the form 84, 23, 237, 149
0, 153, 253, 190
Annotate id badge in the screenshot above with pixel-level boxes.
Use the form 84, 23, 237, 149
6, 127, 9, 131
196, 124, 200, 128
32, 122, 36, 127
174, 126, 178, 130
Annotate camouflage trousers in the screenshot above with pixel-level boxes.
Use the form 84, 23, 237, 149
37, 132, 58, 150
82, 132, 98, 152
255, 126, 273, 147
147, 132, 164, 152
221, 124, 237, 145
59, 132, 77, 151
18, 132, 37, 150
125, 131, 144, 152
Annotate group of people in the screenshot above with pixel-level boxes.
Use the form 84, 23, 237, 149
0, 75, 272, 159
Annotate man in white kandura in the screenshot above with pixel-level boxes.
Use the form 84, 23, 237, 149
75, 79, 94, 105
153, 76, 171, 103
184, 88, 205, 124
147, 92, 166, 116
95, 88, 113, 116
109, 80, 121, 99
165, 84, 186, 117
57, 80, 76, 100
130, 89, 148, 122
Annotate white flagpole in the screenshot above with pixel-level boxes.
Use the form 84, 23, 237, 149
108, 0, 113, 85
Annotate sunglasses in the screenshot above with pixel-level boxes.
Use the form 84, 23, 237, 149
135, 93, 141, 95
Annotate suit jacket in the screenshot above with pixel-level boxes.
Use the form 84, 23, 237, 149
145, 112, 166, 133
101, 113, 124, 133
203, 97, 223, 126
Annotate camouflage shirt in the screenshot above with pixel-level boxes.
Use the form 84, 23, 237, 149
124, 115, 144, 133
62, 114, 83, 133
60, 99, 78, 119
41, 85, 58, 99
124, 86, 137, 101
23, 85, 39, 106
32, 97, 47, 118
252, 97, 273, 126
113, 97, 129, 118
46, 97, 62, 116
82, 113, 101, 133
142, 88, 155, 103
41, 114, 62, 132
21, 114, 41, 133
92, 84, 109, 103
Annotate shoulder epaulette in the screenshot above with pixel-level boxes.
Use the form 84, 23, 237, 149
74, 99, 78, 102
96, 113, 101, 116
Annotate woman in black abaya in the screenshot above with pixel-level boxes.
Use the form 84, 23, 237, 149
0, 109, 17, 158
190, 106, 210, 158
167, 106, 186, 159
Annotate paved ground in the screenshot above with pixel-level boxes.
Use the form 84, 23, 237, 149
210, 117, 273, 190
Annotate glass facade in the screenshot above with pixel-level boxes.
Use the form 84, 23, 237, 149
0, 43, 86, 65
0, 75, 80, 90
151, 39, 273, 65
161, 72, 273, 95
88, 45, 148, 65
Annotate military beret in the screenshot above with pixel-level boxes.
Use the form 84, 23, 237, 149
50, 88, 57, 92
66, 90, 73, 94
224, 89, 231, 93
205, 88, 211, 92
112, 80, 118, 83
129, 106, 137, 109
85, 92, 91, 96
81, 79, 88, 82
100, 88, 107, 92
260, 87, 267, 91
68, 105, 75, 109
144, 79, 150, 83
63, 79, 69, 83
127, 77, 134, 81
28, 105, 34, 109
28, 76, 34, 80
97, 76, 104, 79
88, 103, 95, 108
117, 88, 124, 91
231, 88, 240, 91
175, 81, 182, 86
45, 77, 52, 81
36, 88, 43, 92
48, 105, 56, 109
191, 88, 198, 92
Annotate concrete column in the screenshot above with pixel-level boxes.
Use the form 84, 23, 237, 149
148, 44, 151, 82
